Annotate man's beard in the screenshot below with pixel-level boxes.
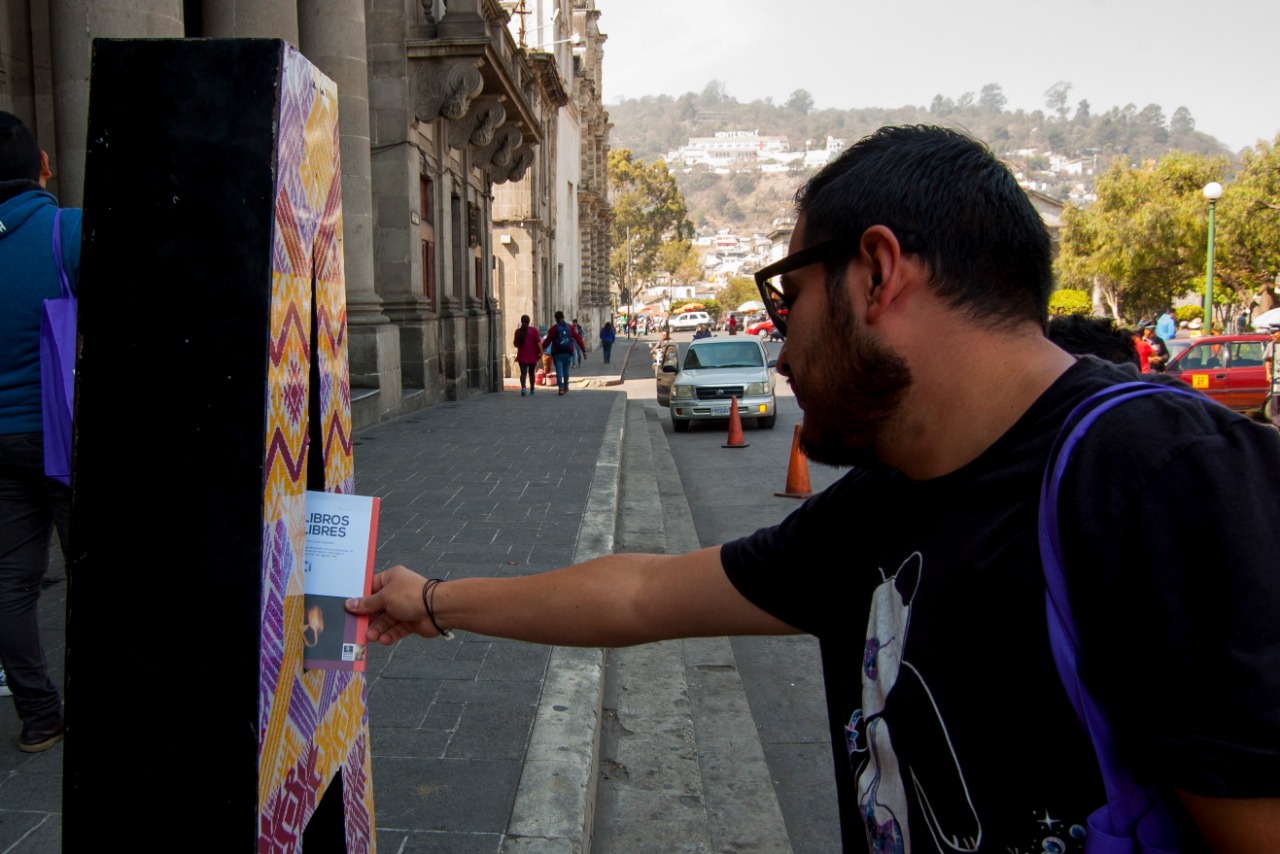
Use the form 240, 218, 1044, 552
791, 293, 912, 469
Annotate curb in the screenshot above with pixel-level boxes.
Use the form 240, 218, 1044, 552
502, 393, 626, 853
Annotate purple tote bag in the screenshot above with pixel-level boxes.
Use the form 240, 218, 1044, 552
40, 208, 76, 486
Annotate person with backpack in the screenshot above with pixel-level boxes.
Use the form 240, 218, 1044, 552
0, 112, 81, 753
512, 315, 542, 396
350, 127, 1280, 849
541, 311, 585, 396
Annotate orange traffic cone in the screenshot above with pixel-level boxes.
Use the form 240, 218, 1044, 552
722, 396, 749, 448
775, 422, 812, 499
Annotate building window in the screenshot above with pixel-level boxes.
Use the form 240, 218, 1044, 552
420, 176, 436, 310
475, 255, 484, 301
420, 176, 434, 225
422, 240, 436, 311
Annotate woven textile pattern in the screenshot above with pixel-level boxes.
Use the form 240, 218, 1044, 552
257, 44, 373, 853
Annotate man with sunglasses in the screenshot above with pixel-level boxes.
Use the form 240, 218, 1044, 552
350, 126, 1280, 849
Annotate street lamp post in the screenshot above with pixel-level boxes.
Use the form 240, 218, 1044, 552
1203, 181, 1223, 334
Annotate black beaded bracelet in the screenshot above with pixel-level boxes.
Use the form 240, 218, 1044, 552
421, 578, 455, 640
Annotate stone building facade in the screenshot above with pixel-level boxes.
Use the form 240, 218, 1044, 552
0, 0, 609, 429
491, 0, 611, 379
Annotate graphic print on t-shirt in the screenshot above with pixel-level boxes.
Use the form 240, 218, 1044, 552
845, 552, 981, 853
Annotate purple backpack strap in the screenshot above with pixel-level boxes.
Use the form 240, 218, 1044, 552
52, 209, 72, 298
1039, 381, 1202, 853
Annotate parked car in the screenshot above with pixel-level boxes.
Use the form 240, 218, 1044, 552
746, 318, 774, 338
670, 311, 712, 332
655, 337, 777, 432
1163, 333, 1271, 414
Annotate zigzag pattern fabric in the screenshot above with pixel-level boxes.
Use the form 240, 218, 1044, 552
256, 44, 373, 853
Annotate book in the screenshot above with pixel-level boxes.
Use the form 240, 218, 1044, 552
301, 490, 380, 671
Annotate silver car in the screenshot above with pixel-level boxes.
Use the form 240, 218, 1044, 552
656, 337, 777, 432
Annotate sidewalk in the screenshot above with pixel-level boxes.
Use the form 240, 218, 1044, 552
0, 336, 649, 853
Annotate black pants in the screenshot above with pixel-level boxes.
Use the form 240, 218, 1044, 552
0, 432, 68, 729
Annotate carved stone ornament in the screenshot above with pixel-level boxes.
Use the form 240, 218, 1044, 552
414, 62, 484, 123
494, 146, 534, 184
447, 96, 507, 150
476, 126, 522, 168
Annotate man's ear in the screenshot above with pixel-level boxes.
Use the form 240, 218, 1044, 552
859, 225, 909, 323
38, 150, 52, 187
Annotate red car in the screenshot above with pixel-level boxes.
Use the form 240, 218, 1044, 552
1163, 333, 1271, 414
746, 318, 773, 337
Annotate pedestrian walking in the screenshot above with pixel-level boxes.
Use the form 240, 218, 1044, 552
572, 319, 586, 366
599, 321, 616, 364
541, 311, 585, 396
513, 314, 542, 396
0, 112, 80, 753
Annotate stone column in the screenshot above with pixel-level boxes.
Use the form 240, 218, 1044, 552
298, 0, 378, 321
201, 0, 298, 42
48, 0, 183, 206
298, 0, 400, 426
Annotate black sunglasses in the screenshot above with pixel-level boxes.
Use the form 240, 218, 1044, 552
753, 233, 922, 339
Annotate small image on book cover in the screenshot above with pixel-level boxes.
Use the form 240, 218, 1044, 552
302, 491, 380, 671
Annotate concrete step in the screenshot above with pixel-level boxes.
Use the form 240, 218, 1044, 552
591, 401, 792, 853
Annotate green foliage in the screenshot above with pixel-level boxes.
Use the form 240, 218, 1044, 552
1175, 305, 1203, 323
1048, 288, 1092, 316
1056, 151, 1230, 320
1218, 134, 1280, 315
609, 149, 694, 293
654, 239, 702, 287
716, 276, 759, 312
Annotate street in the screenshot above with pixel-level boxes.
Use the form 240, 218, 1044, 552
614, 330, 846, 853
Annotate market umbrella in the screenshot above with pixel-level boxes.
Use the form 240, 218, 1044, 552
737, 300, 765, 312
1251, 307, 1280, 330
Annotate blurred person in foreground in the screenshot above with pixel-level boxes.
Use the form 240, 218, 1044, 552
0, 112, 81, 753
348, 126, 1280, 851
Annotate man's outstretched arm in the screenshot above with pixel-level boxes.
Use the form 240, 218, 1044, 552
345, 546, 798, 647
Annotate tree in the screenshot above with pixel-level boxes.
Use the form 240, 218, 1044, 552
1044, 81, 1072, 120
608, 149, 694, 297
978, 83, 1006, 114
1218, 134, 1280, 314
1170, 106, 1195, 136
716, 276, 759, 313
655, 239, 702, 289
1056, 151, 1230, 320
785, 89, 815, 115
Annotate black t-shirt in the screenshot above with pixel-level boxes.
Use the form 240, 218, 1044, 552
722, 358, 1280, 853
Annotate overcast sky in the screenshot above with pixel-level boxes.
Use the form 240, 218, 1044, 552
598, 0, 1278, 153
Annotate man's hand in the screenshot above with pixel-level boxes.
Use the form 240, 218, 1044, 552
346, 565, 437, 645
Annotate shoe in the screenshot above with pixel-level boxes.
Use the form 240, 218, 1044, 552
530, 389, 535, 396
558, 389, 565, 395
0, 669, 10, 698
19, 717, 64, 753
521, 389, 526, 396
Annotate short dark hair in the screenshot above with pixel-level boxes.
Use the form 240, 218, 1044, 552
554, 311, 565, 322
0, 111, 42, 183
796, 125, 1053, 326
1045, 315, 1139, 367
